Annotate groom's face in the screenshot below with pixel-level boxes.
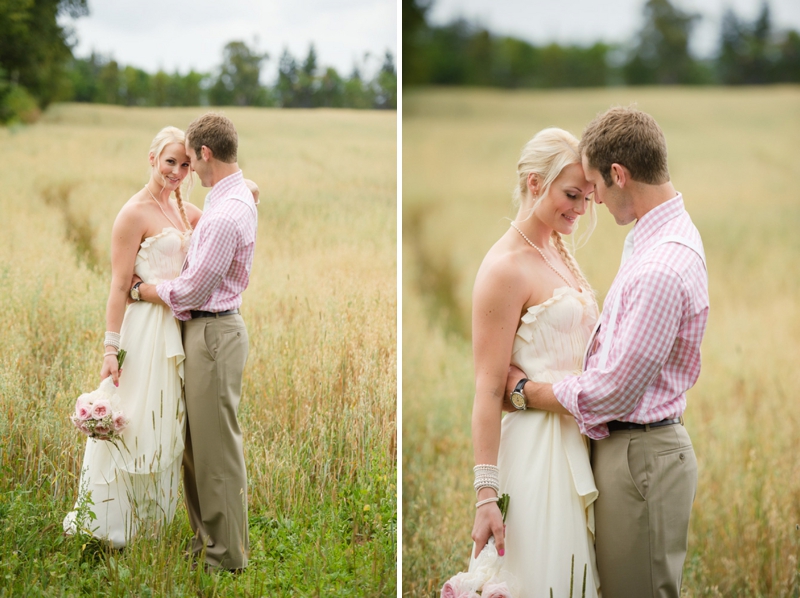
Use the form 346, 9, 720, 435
581, 155, 634, 226
185, 138, 212, 188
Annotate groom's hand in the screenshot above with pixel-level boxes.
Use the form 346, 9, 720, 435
502, 365, 528, 412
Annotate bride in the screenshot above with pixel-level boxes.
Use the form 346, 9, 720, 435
469, 128, 601, 596
64, 126, 258, 547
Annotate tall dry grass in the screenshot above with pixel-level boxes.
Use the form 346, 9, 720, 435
402, 86, 800, 597
0, 104, 396, 596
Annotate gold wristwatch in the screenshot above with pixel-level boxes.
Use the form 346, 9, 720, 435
510, 378, 529, 411
130, 281, 143, 301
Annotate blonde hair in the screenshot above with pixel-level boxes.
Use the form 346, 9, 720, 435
513, 127, 596, 296
149, 126, 192, 231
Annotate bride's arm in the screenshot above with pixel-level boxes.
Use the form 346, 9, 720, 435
101, 205, 147, 385
470, 256, 528, 558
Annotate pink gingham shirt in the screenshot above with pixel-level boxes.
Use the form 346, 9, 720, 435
554, 194, 709, 439
157, 170, 257, 321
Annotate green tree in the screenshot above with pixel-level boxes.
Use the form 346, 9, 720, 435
624, 0, 706, 85
150, 70, 168, 106
65, 53, 103, 102
318, 66, 345, 107
403, 0, 434, 85
776, 30, 800, 82
121, 65, 149, 106
276, 48, 299, 107
296, 44, 318, 107
344, 66, 374, 109
716, 2, 785, 84
97, 59, 120, 104
0, 0, 88, 119
373, 51, 397, 109
173, 70, 205, 106
209, 41, 268, 106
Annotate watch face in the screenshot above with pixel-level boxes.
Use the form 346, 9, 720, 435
131, 287, 140, 301
511, 391, 525, 410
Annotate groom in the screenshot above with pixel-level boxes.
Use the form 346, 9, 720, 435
505, 106, 709, 597
133, 112, 257, 572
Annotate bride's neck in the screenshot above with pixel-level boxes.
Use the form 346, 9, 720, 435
146, 180, 172, 203
512, 214, 551, 248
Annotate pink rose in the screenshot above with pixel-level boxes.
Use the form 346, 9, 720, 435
441, 574, 477, 598
93, 423, 111, 438
441, 579, 458, 598
91, 399, 111, 420
75, 394, 93, 420
480, 582, 512, 598
112, 412, 128, 433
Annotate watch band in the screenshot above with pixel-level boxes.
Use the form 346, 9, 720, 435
130, 281, 143, 301
511, 377, 529, 410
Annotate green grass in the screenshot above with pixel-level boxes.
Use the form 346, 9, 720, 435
402, 86, 800, 597
0, 103, 396, 597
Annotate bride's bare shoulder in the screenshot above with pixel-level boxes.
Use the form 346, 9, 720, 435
113, 190, 151, 232
475, 235, 529, 286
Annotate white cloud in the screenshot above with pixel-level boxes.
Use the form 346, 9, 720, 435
65, 0, 397, 80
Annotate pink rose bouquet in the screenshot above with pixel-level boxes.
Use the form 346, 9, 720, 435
70, 350, 128, 441
441, 494, 518, 598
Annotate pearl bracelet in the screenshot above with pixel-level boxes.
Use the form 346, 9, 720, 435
473, 463, 500, 495
103, 350, 119, 358
476, 496, 500, 508
104, 331, 121, 350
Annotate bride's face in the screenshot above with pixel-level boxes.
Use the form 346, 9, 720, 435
534, 163, 593, 235
151, 142, 191, 190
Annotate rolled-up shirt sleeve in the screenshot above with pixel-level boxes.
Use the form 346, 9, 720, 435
554, 263, 685, 439
156, 212, 241, 320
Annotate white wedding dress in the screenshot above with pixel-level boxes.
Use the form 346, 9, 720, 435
64, 227, 189, 548
473, 287, 601, 597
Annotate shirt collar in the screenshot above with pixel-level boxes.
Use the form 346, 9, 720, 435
205, 170, 244, 211
632, 192, 684, 254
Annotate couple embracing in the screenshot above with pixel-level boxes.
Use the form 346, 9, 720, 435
468, 106, 709, 597
63, 113, 256, 573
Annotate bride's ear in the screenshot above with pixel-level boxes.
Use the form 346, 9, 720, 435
527, 173, 540, 198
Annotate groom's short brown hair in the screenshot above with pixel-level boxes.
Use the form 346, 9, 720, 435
186, 112, 238, 163
579, 106, 670, 187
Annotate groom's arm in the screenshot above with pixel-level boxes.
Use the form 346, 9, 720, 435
136, 281, 167, 307
504, 366, 569, 415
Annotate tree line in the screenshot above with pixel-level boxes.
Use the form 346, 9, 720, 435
67, 42, 396, 110
404, 0, 800, 87
0, 0, 396, 125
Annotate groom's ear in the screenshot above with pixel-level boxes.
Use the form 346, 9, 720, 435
201, 145, 213, 162
610, 163, 628, 188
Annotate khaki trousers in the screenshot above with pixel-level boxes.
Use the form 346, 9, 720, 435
591, 423, 697, 598
182, 314, 249, 570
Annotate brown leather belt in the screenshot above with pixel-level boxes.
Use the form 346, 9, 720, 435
190, 309, 239, 318
607, 417, 683, 432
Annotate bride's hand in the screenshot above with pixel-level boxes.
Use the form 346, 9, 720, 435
244, 178, 260, 205
101, 355, 121, 387
471, 499, 506, 558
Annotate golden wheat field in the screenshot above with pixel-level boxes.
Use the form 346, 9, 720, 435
0, 104, 396, 596
402, 86, 800, 597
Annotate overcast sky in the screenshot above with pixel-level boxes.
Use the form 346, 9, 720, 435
62, 0, 397, 81
428, 0, 800, 58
